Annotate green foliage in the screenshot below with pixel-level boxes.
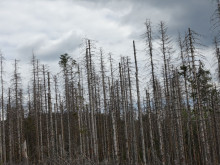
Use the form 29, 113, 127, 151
59, 53, 70, 68
180, 61, 214, 104
197, 63, 213, 103
59, 53, 77, 72
179, 64, 188, 76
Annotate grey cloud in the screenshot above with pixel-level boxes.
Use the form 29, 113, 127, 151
17, 30, 82, 62
100, 0, 217, 45
0, 0, 218, 66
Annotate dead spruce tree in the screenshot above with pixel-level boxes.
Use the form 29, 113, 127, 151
0, 52, 6, 164
145, 20, 165, 165
133, 40, 147, 165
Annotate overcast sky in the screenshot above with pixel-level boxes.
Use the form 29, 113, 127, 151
0, 0, 218, 82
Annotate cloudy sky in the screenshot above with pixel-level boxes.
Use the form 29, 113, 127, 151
0, 0, 218, 81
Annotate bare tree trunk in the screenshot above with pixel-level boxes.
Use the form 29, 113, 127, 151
0, 53, 6, 164
127, 57, 138, 165
145, 20, 165, 165
22, 140, 28, 165
110, 85, 119, 165
59, 95, 65, 158
119, 62, 130, 164
0, 57, 2, 164
86, 40, 99, 162
47, 72, 55, 158
38, 83, 44, 161
36, 60, 43, 162
173, 71, 186, 165
54, 76, 59, 156
188, 28, 211, 165
32, 56, 40, 163
43, 65, 50, 159
100, 49, 109, 162
77, 65, 83, 156
13, 59, 22, 162
178, 33, 193, 164
8, 88, 13, 164
133, 40, 147, 165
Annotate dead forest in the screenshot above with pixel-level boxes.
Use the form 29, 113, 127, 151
1, 2, 220, 165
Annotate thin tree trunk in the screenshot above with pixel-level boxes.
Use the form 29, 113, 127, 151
127, 58, 138, 165
47, 72, 55, 158
188, 28, 210, 165
0, 53, 6, 164
119, 62, 130, 164
133, 40, 147, 165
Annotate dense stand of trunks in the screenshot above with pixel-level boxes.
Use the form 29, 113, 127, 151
1, 3, 220, 164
